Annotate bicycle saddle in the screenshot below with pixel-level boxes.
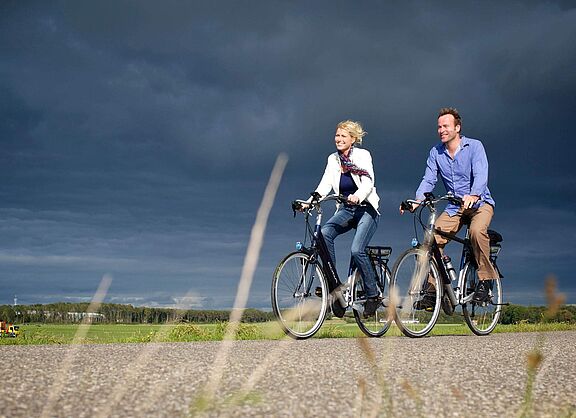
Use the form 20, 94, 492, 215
488, 229, 503, 244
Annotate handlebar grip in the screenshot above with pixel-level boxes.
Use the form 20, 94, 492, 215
310, 191, 321, 203
400, 201, 413, 211
291, 200, 305, 217
449, 196, 463, 206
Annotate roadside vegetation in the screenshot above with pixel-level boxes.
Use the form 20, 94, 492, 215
1, 297, 575, 345
1, 317, 575, 345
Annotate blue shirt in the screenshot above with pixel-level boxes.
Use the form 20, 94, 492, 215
415, 136, 495, 216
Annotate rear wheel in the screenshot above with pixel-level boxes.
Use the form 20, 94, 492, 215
462, 262, 502, 335
391, 248, 441, 338
271, 251, 328, 339
352, 265, 393, 337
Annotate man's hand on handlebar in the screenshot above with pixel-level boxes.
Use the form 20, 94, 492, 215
461, 194, 479, 210
399, 200, 420, 214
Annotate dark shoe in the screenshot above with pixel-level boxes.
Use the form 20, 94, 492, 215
331, 297, 346, 318
413, 293, 436, 311
363, 297, 381, 318
472, 280, 490, 303
441, 294, 454, 315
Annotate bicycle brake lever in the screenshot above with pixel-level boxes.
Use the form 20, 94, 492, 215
310, 191, 321, 202
291, 201, 300, 217
400, 201, 412, 211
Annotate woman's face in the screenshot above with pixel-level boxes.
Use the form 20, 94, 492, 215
334, 128, 355, 154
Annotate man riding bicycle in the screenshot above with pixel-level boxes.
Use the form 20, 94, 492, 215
401, 107, 499, 307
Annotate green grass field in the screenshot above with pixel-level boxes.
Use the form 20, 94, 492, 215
1, 320, 575, 345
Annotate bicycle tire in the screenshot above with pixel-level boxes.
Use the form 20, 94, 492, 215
391, 248, 442, 338
271, 251, 328, 339
461, 262, 502, 336
352, 265, 393, 337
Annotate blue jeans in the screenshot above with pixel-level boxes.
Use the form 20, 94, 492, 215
321, 205, 380, 298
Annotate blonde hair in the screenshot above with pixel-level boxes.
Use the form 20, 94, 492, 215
337, 120, 367, 145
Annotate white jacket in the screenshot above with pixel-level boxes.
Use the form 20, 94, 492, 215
314, 147, 380, 214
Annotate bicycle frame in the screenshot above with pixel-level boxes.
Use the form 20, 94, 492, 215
297, 195, 387, 297
429, 228, 475, 308
412, 193, 499, 310
309, 208, 342, 292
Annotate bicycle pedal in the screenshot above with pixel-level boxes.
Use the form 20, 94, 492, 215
315, 287, 322, 297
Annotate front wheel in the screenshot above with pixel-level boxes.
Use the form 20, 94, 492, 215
462, 262, 502, 335
271, 251, 328, 339
352, 266, 393, 337
391, 248, 442, 338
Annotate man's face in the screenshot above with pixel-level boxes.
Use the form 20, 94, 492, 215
437, 114, 461, 144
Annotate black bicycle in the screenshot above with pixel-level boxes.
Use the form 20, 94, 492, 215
392, 192, 506, 337
271, 193, 393, 339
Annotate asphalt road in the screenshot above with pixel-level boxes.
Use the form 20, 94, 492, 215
1, 331, 574, 417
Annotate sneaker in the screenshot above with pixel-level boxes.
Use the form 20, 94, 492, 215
363, 296, 380, 318
331, 297, 346, 318
413, 293, 436, 311
441, 294, 453, 315
472, 280, 490, 303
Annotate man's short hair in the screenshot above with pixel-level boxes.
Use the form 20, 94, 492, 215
438, 107, 462, 128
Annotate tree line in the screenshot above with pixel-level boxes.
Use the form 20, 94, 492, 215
0, 302, 574, 325
0, 302, 275, 324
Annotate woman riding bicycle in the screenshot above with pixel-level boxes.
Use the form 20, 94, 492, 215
299, 120, 381, 317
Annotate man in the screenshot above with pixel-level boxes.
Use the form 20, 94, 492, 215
403, 107, 498, 304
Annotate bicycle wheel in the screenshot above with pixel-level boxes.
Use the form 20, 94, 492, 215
352, 264, 393, 337
462, 262, 502, 335
391, 248, 441, 338
271, 251, 328, 339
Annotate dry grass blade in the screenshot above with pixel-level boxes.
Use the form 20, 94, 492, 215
197, 153, 287, 407
40, 274, 112, 418
517, 276, 565, 418
544, 275, 565, 320
94, 291, 197, 418
234, 334, 294, 401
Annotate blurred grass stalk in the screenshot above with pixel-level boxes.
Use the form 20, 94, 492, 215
517, 275, 566, 418
41, 274, 112, 418
197, 153, 287, 409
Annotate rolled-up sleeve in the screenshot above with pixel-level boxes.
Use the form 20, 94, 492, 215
470, 141, 489, 197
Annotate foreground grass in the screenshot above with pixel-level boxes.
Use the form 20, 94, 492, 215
1, 320, 575, 345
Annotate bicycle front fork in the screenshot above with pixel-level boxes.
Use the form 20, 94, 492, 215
443, 282, 458, 307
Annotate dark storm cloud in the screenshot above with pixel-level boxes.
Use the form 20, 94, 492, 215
1, 1, 575, 307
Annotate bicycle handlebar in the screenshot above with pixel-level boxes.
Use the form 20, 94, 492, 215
292, 193, 363, 215
400, 192, 464, 212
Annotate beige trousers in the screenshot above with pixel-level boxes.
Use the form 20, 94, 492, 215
434, 203, 498, 280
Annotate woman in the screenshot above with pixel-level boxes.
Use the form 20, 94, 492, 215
305, 120, 380, 317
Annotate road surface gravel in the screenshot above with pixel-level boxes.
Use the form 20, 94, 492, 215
1, 331, 574, 417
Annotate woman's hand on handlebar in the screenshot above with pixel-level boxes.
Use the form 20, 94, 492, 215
347, 194, 360, 205
292, 200, 310, 213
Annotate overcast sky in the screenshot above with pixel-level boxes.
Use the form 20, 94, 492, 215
1, 1, 575, 309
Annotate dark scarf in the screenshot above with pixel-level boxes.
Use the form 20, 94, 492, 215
338, 147, 372, 180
